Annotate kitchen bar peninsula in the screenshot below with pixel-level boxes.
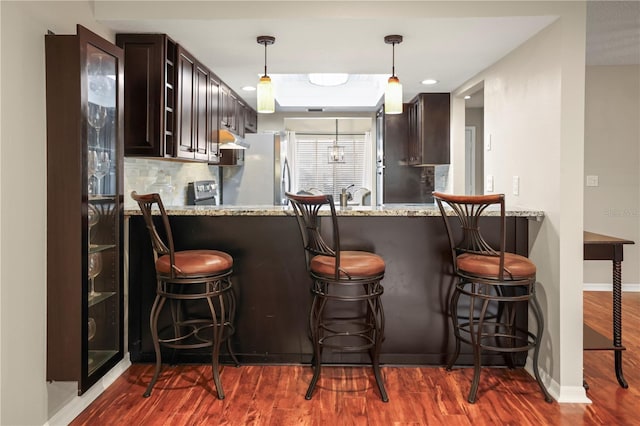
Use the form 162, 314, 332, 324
126, 204, 543, 367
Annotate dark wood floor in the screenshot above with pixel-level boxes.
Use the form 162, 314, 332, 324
71, 291, 639, 425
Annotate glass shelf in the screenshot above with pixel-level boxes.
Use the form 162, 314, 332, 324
88, 243, 116, 254
88, 291, 116, 307
88, 350, 119, 375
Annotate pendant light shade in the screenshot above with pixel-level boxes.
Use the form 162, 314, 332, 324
257, 35, 276, 114
384, 35, 403, 115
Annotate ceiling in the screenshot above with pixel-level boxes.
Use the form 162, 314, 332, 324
95, 1, 639, 113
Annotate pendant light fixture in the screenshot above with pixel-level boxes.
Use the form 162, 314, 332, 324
384, 35, 403, 115
256, 35, 276, 114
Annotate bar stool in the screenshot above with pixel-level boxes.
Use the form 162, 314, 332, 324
131, 191, 239, 399
286, 192, 388, 402
433, 192, 552, 403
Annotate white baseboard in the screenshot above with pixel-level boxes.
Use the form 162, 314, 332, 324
524, 356, 591, 404
583, 282, 640, 292
45, 354, 131, 426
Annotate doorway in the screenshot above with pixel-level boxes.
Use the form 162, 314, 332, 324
465, 126, 476, 195
465, 86, 484, 194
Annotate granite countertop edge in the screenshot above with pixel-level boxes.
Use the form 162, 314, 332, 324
124, 204, 544, 218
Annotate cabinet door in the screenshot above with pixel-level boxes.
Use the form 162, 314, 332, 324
237, 101, 246, 138
229, 92, 239, 134
208, 73, 220, 164
116, 34, 176, 158
176, 47, 196, 159
220, 83, 232, 130
193, 62, 209, 161
415, 93, 450, 165
245, 107, 258, 133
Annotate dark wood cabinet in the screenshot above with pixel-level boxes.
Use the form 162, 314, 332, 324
115, 33, 176, 157
244, 106, 258, 134
46, 25, 124, 395
117, 33, 257, 163
219, 83, 233, 132
407, 93, 450, 165
176, 46, 209, 161
218, 148, 245, 166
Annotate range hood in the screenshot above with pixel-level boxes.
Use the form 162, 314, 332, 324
218, 129, 250, 149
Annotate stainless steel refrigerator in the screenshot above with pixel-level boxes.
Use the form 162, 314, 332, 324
221, 131, 291, 205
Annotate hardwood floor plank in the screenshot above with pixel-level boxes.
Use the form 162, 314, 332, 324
69, 292, 640, 426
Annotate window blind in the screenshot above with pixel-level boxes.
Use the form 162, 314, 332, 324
295, 133, 367, 199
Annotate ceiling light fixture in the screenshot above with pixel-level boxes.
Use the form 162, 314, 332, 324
384, 35, 403, 115
421, 79, 438, 85
308, 73, 350, 87
256, 35, 276, 114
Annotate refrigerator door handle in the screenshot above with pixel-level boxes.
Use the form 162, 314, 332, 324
283, 157, 291, 193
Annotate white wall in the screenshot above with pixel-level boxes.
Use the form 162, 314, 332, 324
0, 1, 115, 424
583, 65, 640, 288
454, 3, 588, 402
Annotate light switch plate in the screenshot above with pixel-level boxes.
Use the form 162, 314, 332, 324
512, 176, 520, 195
586, 175, 599, 187
486, 175, 494, 192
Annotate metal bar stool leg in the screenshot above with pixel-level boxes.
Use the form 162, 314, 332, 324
467, 292, 487, 403
305, 292, 326, 400
207, 294, 225, 399
446, 285, 463, 370
144, 295, 166, 398
530, 287, 553, 402
368, 294, 388, 402
225, 284, 240, 366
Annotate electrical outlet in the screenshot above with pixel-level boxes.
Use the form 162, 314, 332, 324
512, 176, 519, 196
586, 175, 599, 187
486, 175, 494, 192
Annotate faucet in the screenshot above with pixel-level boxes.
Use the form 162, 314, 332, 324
340, 184, 355, 207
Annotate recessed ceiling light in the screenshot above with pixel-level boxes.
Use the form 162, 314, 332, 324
242, 86, 256, 91
464, 95, 471, 100
421, 79, 438, 85
308, 73, 350, 87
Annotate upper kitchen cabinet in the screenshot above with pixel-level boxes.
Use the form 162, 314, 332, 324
45, 25, 124, 395
117, 33, 257, 162
176, 46, 209, 161
115, 33, 176, 157
407, 93, 451, 165
244, 103, 258, 134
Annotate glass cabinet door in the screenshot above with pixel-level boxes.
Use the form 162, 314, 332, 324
85, 43, 121, 378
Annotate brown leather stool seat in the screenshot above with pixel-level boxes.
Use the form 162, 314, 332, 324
434, 192, 552, 404
156, 250, 233, 276
311, 251, 386, 278
131, 191, 239, 400
287, 192, 388, 402
457, 252, 536, 279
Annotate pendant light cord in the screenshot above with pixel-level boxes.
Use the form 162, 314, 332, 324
391, 42, 396, 78
263, 41, 268, 78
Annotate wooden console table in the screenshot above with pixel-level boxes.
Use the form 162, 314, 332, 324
583, 231, 635, 388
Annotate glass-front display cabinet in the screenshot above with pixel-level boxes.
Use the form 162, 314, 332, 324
45, 25, 124, 394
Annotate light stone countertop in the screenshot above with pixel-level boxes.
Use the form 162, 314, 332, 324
125, 203, 544, 218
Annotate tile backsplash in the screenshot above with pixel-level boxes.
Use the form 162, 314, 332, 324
124, 158, 219, 208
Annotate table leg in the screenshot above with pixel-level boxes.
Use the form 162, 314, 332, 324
612, 260, 628, 388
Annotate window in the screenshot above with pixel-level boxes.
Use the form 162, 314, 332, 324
294, 133, 367, 198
